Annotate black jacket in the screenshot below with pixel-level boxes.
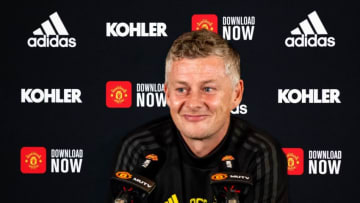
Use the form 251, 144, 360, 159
110, 116, 288, 203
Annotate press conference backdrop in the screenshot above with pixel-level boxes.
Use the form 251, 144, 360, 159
4, 0, 359, 202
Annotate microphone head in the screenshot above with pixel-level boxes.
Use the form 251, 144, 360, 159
111, 170, 156, 199
210, 155, 253, 202
210, 171, 253, 186
111, 150, 166, 200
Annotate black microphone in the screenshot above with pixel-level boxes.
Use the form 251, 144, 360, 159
111, 150, 165, 203
210, 155, 253, 203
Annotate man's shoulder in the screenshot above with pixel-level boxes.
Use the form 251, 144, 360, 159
231, 116, 283, 152
231, 118, 288, 201
122, 115, 175, 145
113, 116, 175, 171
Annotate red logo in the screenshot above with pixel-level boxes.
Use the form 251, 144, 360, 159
21, 147, 46, 174
192, 14, 218, 33
282, 148, 304, 175
106, 81, 132, 108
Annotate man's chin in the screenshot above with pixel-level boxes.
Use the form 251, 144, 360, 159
181, 129, 212, 141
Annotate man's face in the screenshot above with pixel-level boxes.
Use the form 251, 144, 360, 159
165, 55, 244, 140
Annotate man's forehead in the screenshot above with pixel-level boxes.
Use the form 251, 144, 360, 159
171, 56, 226, 74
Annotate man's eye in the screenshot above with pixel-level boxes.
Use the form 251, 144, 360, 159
176, 88, 185, 93
204, 87, 214, 92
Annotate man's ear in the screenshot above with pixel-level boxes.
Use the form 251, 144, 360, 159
164, 83, 171, 107
231, 79, 244, 109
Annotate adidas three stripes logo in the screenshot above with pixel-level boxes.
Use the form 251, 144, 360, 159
27, 11, 76, 48
285, 10, 335, 47
33, 12, 69, 36
290, 11, 327, 36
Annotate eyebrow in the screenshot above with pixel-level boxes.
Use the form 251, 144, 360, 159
201, 80, 217, 84
174, 80, 217, 86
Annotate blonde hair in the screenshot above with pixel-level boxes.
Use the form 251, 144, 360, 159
165, 29, 240, 86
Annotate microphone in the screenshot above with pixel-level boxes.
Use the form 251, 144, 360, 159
210, 155, 253, 203
111, 150, 165, 203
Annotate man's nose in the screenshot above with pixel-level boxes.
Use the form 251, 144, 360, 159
186, 90, 203, 109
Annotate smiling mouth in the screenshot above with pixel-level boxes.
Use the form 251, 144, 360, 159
182, 114, 209, 122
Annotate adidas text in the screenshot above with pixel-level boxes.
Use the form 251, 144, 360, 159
27, 35, 76, 48
285, 35, 335, 47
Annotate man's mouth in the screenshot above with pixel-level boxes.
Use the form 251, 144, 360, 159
182, 114, 209, 122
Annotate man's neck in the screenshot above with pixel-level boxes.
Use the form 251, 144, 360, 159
180, 118, 230, 158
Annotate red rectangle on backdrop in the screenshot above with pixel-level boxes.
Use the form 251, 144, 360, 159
192, 14, 218, 33
106, 81, 132, 108
282, 148, 304, 175
21, 147, 47, 174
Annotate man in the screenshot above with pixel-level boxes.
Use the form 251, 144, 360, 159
111, 29, 288, 203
